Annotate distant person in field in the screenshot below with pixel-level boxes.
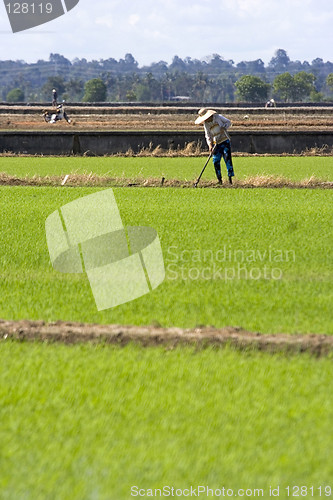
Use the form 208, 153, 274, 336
49, 104, 71, 123
55, 103, 70, 123
195, 108, 235, 185
52, 89, 57, 106
265, 98, 276, 108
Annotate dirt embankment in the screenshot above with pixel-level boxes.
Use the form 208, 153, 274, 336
1, 319, 332, 356
0, 172, 332, 189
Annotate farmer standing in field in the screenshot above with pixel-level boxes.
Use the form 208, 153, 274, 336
195, 108, 235, 184
52, 88, 57, 106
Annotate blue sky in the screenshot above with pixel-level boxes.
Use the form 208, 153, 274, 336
1, 0, 332, 66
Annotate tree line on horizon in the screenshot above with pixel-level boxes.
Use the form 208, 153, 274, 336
2, 49, 333, 103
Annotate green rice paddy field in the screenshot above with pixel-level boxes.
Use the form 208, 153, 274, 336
0, 156, 332, 499
2, 155, 333, 181
0, 156, 332, 333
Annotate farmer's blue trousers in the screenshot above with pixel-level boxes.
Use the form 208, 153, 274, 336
213, 140, 234, 181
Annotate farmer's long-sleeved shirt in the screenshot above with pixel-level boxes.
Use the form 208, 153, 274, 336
204, 114, 231, 148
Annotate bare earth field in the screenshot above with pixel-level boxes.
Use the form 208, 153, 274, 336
1, 105, 333, 131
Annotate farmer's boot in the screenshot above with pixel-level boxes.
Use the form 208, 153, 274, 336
214, 162, 222, 185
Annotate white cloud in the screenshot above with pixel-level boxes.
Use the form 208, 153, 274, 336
95, 15, 113, 28
128, 14, 140, 27
232, 0, 263, 17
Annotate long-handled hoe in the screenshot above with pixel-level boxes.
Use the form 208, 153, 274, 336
194, 152, 212, 188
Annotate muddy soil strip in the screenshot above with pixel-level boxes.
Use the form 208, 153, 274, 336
0, 319, 332, 356
0, 173, 332, 189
